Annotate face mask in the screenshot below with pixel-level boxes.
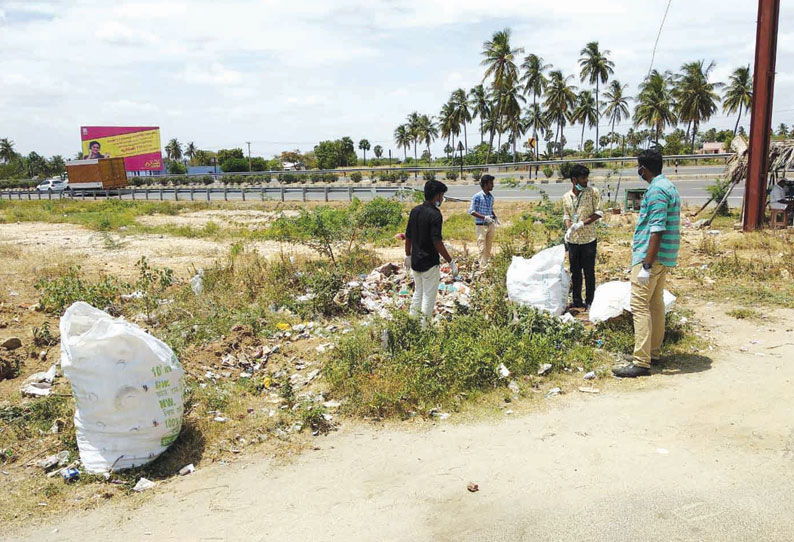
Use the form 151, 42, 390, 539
435, 198, 443, 208
637, 167, 644, 178
575, 184, 586, 191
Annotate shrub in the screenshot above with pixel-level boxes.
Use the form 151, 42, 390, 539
350, 172, 363, 183
543, 166, 554, 178
422, 171, 436, 181
558, 162, 573, 179
35, 266, 127, 314
706, 178, 732, 215
445, 170, 459, 181
281, 172, 298, 184
471, 169, 483, 183
202, 175, 214, 185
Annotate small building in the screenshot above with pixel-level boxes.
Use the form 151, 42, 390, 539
698, 142, 726, 155
281, 161, 304, 171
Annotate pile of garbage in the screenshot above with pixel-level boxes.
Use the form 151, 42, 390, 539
332, 262, 472, 319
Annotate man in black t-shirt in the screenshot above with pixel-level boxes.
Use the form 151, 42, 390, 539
404, 180, 458, 326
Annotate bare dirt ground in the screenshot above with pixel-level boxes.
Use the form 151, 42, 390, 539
5, 302, 794, 542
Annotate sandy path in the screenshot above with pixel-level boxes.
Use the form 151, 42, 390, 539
6, 302, 794, 542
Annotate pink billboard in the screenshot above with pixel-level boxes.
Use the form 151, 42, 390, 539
80, 126, 163, 171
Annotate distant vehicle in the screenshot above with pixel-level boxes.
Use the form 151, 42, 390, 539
36, 178, 70, 192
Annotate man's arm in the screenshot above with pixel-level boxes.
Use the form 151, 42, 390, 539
583, 189, 603, 225
434, 240, 453, 263
405, 238, 412, 257
469, 194, 491, 220
644, 232, 662, 266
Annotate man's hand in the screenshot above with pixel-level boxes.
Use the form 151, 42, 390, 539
483, 216, 494, 225
449, 260, 459, 277
571, 221, 585, 231
404, 255, 412, 271
637, 266, 651, 285
564, 228, 572, 243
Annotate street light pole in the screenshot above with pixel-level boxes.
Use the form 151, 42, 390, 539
388, 149, 392, 169
246, 141, 252, 172
457, 141, 464, 180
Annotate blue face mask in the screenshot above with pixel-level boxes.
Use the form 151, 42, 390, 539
576, 184, 586, 191
435, 198, 443, 208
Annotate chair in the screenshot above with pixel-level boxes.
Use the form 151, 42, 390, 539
770, 208, 789, 229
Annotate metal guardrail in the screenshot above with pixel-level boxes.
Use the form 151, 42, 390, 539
0, 185, 419, 203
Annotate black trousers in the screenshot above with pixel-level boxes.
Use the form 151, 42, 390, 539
568, 240, 597, 306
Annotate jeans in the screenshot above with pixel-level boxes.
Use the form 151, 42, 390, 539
568, 240, 597, 306
410, 265, 440, 327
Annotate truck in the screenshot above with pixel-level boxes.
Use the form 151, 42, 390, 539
65, 157, 127, 191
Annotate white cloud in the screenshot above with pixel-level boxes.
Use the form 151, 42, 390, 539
178, 63, 243, 86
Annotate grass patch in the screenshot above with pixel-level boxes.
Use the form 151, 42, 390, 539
726, 308, 763, 321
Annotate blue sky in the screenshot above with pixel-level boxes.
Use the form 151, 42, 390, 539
1, 0, 793, 160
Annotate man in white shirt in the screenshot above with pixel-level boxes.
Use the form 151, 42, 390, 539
769, 179, 788, 211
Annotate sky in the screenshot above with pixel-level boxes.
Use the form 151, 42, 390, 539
1, 0, 793, 161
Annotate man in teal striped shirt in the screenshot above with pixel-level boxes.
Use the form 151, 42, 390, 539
614, 149, 680, 378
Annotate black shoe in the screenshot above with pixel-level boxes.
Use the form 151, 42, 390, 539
622, 354, 662, 367
612, 363, 651, 378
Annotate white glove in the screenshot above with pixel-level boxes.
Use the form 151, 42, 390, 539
483, 216, 494, 225
449, 260, 459, 277
404, 255, 412, 271
571, 221, 585, 231
637, 266, 651, 285
564, 228, 572, 243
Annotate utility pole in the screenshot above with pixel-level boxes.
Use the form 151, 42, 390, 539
246, 141, 252, 172
743, 0, 780, 232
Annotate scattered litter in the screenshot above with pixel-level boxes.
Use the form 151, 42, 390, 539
133, 478, 156, 492
120, 291, 144, 301
505, 409, 514, 415
20, 364, 57, 397
656, 448, 669, 455
467, 482, 479, 493
429, 409, 451, 420
189, 270, 204, 295
538, 363, 552, 376
497, 363, 510, 379
323, 400, 341, 409
178, 464, 195, 476
507, 380, 520, 394
578, 386, 600, 394
61, 468, 80, 483
546, 387, 562, 397
560, 313, 576, 323
38, 451, 70, 471
213, 416, 227, 423
583, 371, 596, 381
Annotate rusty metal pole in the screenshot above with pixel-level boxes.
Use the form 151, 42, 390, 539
743, 0, 780, 232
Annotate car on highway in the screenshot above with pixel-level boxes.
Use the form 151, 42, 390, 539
35, 178, 70, 192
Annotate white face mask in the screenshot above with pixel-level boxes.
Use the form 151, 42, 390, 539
435, 197, 444, 208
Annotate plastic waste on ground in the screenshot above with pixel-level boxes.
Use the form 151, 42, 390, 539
588, 281, 676, 324
60, 302, 185, 474
20, 364, 57, 397
506, 245, 570, 316
190, 269, 204, 295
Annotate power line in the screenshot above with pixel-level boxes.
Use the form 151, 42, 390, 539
648, 0, 674, 75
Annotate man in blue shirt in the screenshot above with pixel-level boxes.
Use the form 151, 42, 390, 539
469, 174, 497, 270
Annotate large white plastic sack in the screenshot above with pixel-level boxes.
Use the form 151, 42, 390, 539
60, 302, 184, 473
506, 244, 570, 316
589, 281, 676, 324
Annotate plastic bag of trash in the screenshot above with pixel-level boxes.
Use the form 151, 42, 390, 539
588, 281, 676, 324
506, 244, 570, 316
189, 269, 204, 295
60, 302, 184, 473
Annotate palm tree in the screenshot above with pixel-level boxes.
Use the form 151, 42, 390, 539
579, 42, 614, 152
602, 80, 631, 150
0, 138, 17, 163
393, 124, 411, 162
167, 138, 183, 161
544, 70, 577, 158
439, 100, 459, 154
406, 112, 421, 165
481, 28, 524, 163
499, 82, 526, 162
185, 142, 197, 163
674, 60, 722, 152
451, 88, 472, 151
571, 90, 598, 152
469, 85, 490, 145
358, 139, 371, 165
373, 145, 383, 160
633, 70, 676, 145
417, 114, 438, 162
723, 65, 753, 137
520, 54, 551, 159
778, 124, 790, 137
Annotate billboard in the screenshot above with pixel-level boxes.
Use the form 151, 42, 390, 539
81, 126, 162, 171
